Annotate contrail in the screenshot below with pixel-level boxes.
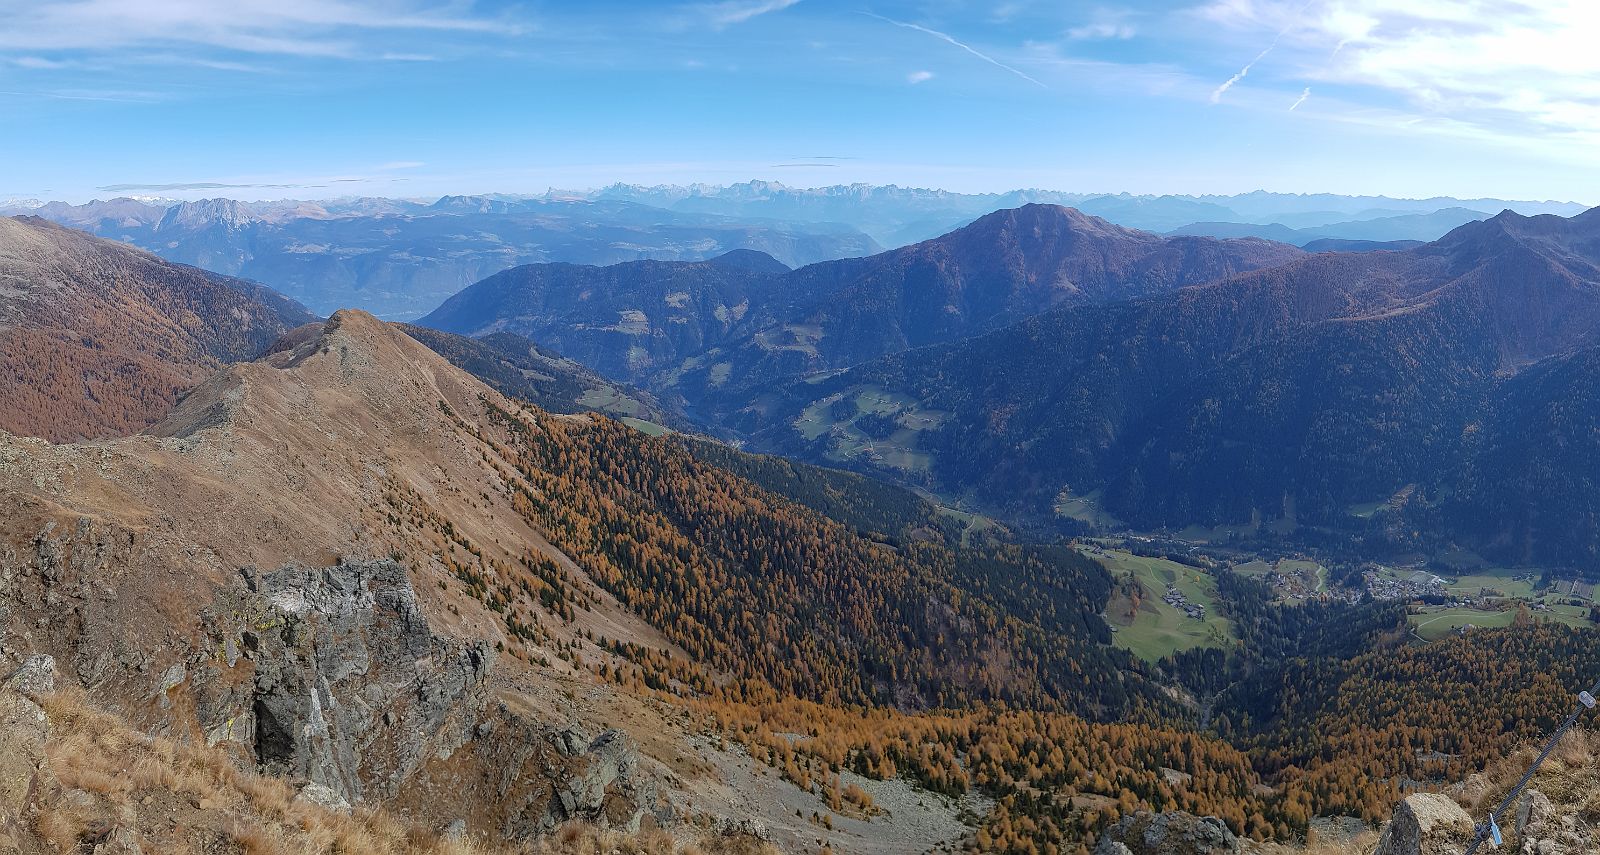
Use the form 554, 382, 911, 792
1211, 38, 1281, 103
1211, 0, 1318, 104
1289, 87, 1311, 110
859, 11, 1046, 88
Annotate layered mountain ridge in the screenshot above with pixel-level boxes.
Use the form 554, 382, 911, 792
737, 208, 1600, 562
6, 196, 880, 320
582, 180, 1587, 244
421, 204, 1305, 398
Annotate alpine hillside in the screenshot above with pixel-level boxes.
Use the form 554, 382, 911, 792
734, 208, 1600, 563
0, 215, 315, 442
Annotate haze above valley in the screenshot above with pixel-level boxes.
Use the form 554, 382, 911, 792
7, 182, 1586, 320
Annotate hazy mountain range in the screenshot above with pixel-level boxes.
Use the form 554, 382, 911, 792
5, 183, 1586, 328
1167, 207, 1497, 245
577, 180, 1587, 245
0, 194, 880, 320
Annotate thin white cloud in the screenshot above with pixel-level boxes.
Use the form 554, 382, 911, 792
1020, 42, 1203, 99
95, 173, 418, 194
1067, 9, 1138, 41
698, 0, 802, 29
98, 181, 310, 191
1068, 22, 1135, 39
0, 87, 165, 103
907, 70, 934, 84
0, 0, 522, 57
149, 55, 266, 72
9, 56, 74, 69
990, 2, 1026, 23
1289, 86, 1310, 110
1198, 0, 1600, 144
861, 11, 1046, 88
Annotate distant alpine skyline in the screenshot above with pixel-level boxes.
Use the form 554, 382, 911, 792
3, 1, 1596, 205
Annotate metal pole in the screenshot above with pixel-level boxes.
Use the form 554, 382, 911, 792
1462, 676, 1600, 855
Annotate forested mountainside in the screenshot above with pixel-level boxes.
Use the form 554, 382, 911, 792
680, 438, 965, 544
421, 204, 1304, 393
0, 310, 1162, 852
12, 196, 876, 320
732, 208, 1600, 564
417, 251, 797, 382
0, 215, 315, 442
397, 324, 693, 432
9, 303, 1600, 853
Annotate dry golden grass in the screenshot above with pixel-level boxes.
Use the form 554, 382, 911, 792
33, 804, 86, 852
523, 823, 778, 855
24, 687, 778, 855
1296, 831, 1380, 855
545, 824, 779, 855
1240, 728, 1600, 855
226, 819, 290, 855
1457, 727, 1600, 827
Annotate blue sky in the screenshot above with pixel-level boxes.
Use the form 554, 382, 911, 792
2, 0, 1597, 203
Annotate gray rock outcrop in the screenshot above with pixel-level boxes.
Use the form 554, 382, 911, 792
295, 781, 353, 814
1373, 792, 1475, 855
442, 818, 468, 841
3, 653, 56, 696
0, 654, 52, 835
553, 728, 635, 821
1509, 788, 1596, 855
425, 705, 666, 840
195, 559, 495, 805
714, 817, 771, 841
1093, 810, 1240, 855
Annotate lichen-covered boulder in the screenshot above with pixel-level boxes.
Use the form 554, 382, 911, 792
1094, 810, 1240, 855
2, 654, 56, 696
1373, 793, 1475, 855
196, 559, 495, 805
0, 655, 53, 832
